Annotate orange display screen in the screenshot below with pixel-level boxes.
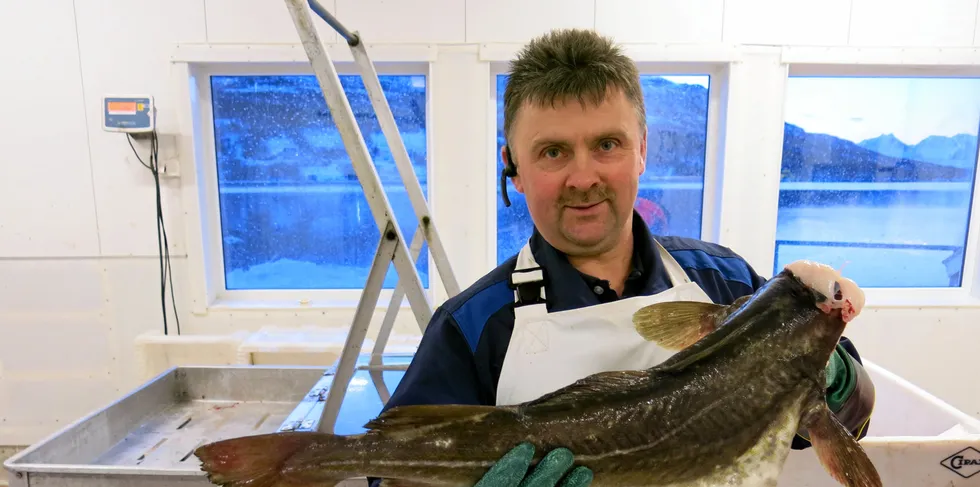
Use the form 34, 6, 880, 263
107, 101, 137, 114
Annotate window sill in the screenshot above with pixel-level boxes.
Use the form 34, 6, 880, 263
195, 289, 980, 314
862, 288, 980, 309
197, 288, 434, 314
205, 296, 418, 312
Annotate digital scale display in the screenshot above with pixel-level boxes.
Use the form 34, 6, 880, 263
103, 95, 154, 133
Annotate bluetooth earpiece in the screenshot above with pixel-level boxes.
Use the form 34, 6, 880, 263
500, 145, 518, 207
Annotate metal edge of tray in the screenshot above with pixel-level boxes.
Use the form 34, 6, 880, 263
2, 364, 331, 479
4, 365, 186, 476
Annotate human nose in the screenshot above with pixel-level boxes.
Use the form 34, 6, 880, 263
564, 151, 600, 190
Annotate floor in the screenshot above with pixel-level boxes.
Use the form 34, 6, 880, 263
0, 446, 23, 486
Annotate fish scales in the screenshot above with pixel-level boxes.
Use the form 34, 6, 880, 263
248, 330, 806, 484
194, 260, 881, 487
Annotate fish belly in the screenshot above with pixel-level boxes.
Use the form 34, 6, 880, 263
679, 395, 805, 487
586, 393, 807, 487
312, 431, 530, 486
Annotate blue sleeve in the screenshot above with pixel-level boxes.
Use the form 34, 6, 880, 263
381, 306, 485, 411
738, 258, 769, 293
749, 263, 768, 290
686, 256, 769, 305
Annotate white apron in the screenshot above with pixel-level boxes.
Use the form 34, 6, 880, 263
495, 239, 714, 406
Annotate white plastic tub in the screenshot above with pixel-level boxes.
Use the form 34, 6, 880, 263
778, 359, 980, 486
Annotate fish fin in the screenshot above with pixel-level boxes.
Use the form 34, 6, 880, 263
640, 294, 761, 373
194, 432, 346, 487
801, 401, 882, 487
365, 404, 504, 432
632, 299, 742, 350
522, 370, 651, 410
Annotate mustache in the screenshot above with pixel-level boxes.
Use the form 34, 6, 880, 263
558, 186, 613, 206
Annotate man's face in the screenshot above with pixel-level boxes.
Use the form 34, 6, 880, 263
505, 87, 647, 257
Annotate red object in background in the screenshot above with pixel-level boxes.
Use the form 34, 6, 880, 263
635, 197, 669, 234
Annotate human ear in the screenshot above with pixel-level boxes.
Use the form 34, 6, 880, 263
501, 145, 525, 193
639, 129, 648, 176
513, 170, 525, 194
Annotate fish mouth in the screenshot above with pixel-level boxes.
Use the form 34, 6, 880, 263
816, 302, 848, 321
816, 291, 860, 323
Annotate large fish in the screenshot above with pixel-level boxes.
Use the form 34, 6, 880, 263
193, 260, 880, 487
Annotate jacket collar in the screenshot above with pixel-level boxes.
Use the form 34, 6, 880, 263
526, 209, 674, 312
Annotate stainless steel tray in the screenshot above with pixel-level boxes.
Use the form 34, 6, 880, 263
278, 353, 413, 436
3, 359, 410, 487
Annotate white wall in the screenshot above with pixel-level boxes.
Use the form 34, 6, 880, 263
2, 0, 980, 447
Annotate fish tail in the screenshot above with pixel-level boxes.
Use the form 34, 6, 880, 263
193, 431, 351, 487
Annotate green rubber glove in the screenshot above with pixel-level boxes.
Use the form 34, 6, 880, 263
474, 442, 593, 487
824, 344, 856, 412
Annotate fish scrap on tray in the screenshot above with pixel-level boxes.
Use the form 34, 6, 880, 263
192, 259, 881, 487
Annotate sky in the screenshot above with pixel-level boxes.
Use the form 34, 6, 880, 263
784, 77, 980, 145
658, 75, 980, 146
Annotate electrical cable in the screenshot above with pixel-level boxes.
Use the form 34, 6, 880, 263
127, 132, 180, 335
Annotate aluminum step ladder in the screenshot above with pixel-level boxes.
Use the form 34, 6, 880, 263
282, 0, 461, 434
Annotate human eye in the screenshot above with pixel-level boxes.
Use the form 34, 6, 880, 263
598, 139, 619, 151
543, 147, 562, 159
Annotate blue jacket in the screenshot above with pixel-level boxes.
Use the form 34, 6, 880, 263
379, 210, 873, 457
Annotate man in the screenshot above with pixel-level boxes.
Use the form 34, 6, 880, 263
374, 28, 874, 486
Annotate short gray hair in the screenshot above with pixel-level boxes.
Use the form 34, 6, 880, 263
503, 28, 646, 145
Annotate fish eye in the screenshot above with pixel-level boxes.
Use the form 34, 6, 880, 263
833, 281, 842, 301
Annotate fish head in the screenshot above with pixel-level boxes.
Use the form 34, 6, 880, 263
767, 260, 867, 374
784, 260, 865, 325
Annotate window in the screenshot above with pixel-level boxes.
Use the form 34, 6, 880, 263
775, 76, 980, 288
494, 74, 712, 264
210, 74, 429, 291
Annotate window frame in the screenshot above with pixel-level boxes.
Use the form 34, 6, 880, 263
777, 52, 980, 306
485, 58, 730, 270
178, 52, 436, 312
169, 43, 980, 314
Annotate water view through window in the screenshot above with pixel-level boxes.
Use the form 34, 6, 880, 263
210, 74, 429, 290
775, 76, 979, 288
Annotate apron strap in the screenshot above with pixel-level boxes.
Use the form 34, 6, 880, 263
653, 238, 692, 287
508, 237, 693, 310
510, 241, 547, 308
